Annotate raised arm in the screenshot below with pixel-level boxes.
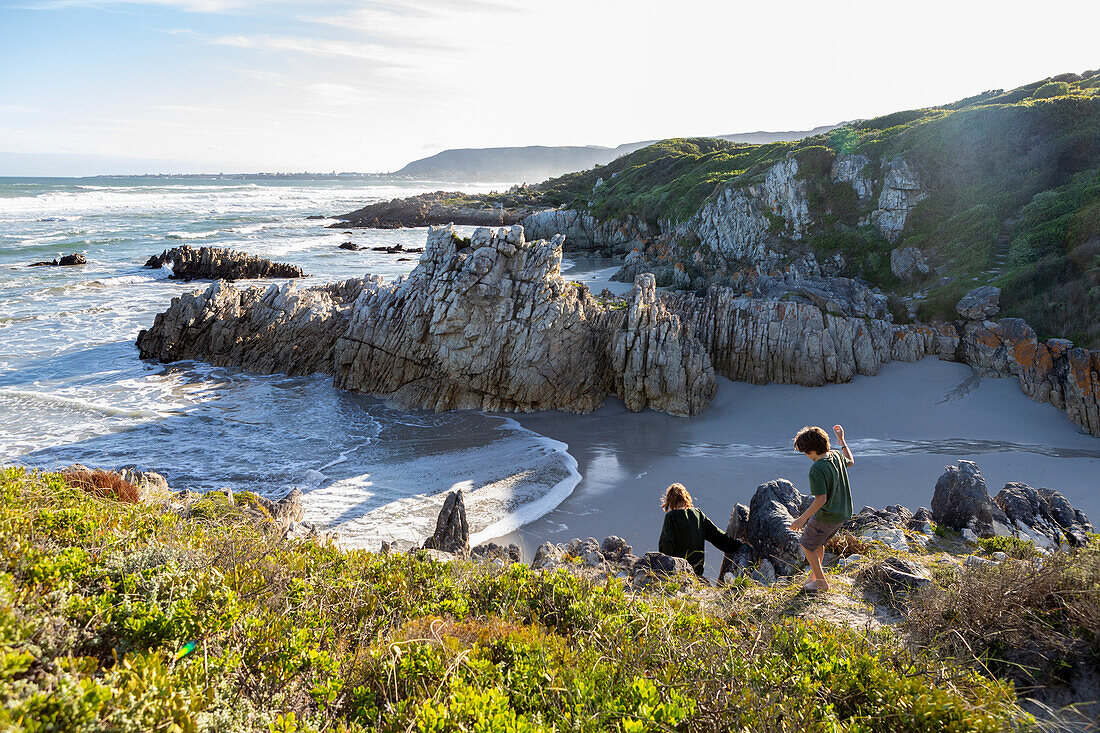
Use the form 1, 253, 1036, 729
834, 424, 854, 466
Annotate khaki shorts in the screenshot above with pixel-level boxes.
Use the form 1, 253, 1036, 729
799, 516, 842, 551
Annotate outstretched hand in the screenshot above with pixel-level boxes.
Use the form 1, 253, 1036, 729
833, 424, 846, 443
790, 516, 806, 532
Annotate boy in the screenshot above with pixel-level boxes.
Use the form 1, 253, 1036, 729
789, 425, 853, 592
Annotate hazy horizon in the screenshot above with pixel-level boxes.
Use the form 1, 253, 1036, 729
3, 0, 1099, 176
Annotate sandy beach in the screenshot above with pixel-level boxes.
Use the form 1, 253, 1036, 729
496, 359, 1100, 576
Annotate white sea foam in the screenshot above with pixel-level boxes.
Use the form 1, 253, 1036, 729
166, 230, 220, 240
0, 388, 164, 420
300, 418, 581, 549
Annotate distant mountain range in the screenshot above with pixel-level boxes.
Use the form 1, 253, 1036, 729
390, 125, 842, 182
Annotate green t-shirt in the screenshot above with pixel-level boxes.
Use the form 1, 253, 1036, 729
809, 449, 853, 525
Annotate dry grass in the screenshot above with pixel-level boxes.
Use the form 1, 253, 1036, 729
906, 546, 1100, 687
826, 531, 875, 557
60, 468, 140, 504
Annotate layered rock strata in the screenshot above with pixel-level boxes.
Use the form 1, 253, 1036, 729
139, 225, 716, 417
145, 245, 306, 281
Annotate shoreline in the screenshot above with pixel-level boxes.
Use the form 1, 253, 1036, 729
495, 359, 1100, 574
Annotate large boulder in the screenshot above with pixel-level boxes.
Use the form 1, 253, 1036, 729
889, 246, 930, 282
994, 482, 1094, 548
422, 490, 470, 556
955, 286, 1001, 321
746, 479, 808, 575
931, 461, 1009, 538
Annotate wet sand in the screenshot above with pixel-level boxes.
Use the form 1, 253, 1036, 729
496, 359, 1100, 577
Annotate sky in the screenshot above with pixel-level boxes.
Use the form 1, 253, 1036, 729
1, 0, 1099, 175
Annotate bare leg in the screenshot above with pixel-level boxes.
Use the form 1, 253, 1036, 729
802, 545, 829, 591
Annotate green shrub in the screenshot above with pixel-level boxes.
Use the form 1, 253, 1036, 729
0, 467, 1036, 731
976, 536, 1038, 559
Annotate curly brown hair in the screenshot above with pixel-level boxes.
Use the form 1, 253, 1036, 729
794, 426, 830, 455
661, 483, 693, 511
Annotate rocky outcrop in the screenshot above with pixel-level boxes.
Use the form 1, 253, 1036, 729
871, 157, 927, 242
140, 225, 716, 417
331, 225, 714, 415
931, 461, 1010, 538
831, 154, 873, 203
955, 286, 1001, 321
521, 209, 654, 257
993, 483, 1094, 548
745, 479, 810, 575
422, 490, 470, 555
332, 191, 531, 229
890, 246, 931, 282
29, 253, 87, 267
667, 288, 909, 386
144, 246, 305, 281
956, 315, 1100, 436
137, 278, 375, 376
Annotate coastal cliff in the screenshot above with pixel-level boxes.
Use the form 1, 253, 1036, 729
139, 225, 716, 416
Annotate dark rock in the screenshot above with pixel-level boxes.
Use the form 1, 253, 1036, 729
472, 541, 522, 563
844, 504, 913, 534
994, 482, 1094, 547
144, 245, 305, 281
29, 253, 87, 267
338, 242, 360, 251
633, 552, 695, 578
1037, 488, 1094, 546
719, 546, 756, 583
58, 253, 87, 266
909, 507, 935, 533
422, 490, 470, 556
600, 536, 632, 562
955, 286, 1001, 320
305, 215, 325, 220
718, 503, 751, 579
857, 556, 931, 593
931, 461, 1008, 537
746, 479, 807, 575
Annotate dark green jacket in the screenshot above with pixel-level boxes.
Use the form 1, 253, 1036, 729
658, 508, 744, 576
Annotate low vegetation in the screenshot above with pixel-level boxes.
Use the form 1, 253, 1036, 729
907, 541, 1100, 688
0, 466, 1046, 732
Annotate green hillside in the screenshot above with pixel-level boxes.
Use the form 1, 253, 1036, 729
506, 71, 1100, 346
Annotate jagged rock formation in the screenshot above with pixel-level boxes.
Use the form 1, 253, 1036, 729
423, 490, 470, 555
144, 245, 306, 281
29, 253, 87, 267
993, 483, 1095, 548
139, 225, 717, 417
138, 278, 375, 375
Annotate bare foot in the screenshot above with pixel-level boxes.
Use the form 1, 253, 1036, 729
801, 579, 830, 592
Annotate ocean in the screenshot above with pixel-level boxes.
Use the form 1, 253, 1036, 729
0, 176, 580, 548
